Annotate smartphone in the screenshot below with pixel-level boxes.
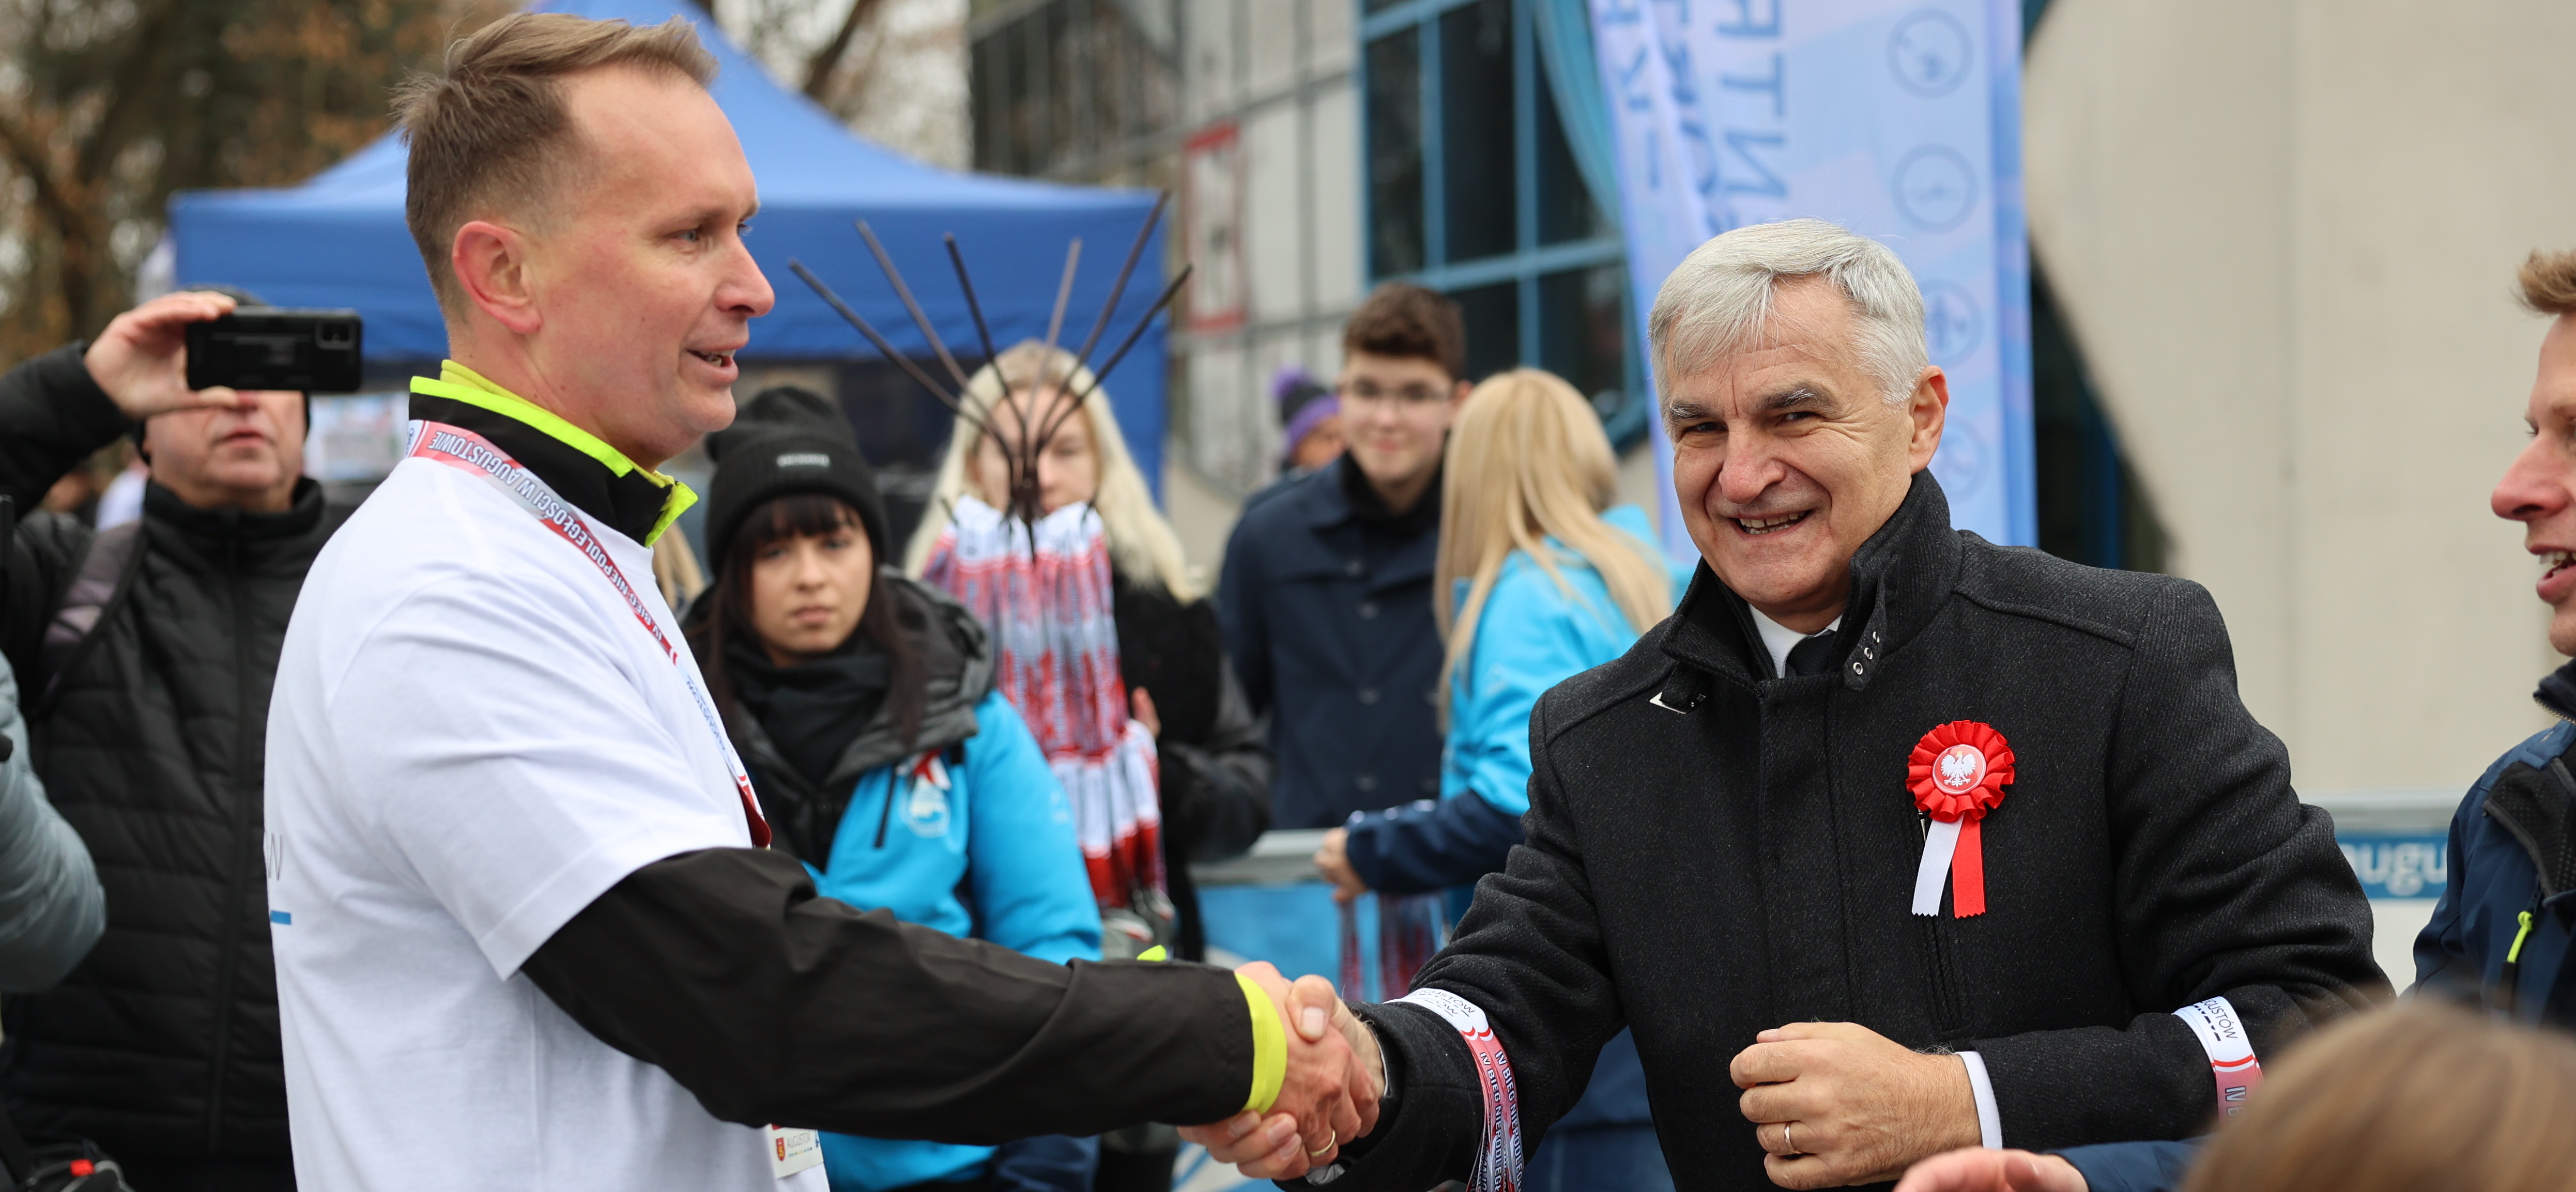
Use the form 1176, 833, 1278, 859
185, 308, 364, 394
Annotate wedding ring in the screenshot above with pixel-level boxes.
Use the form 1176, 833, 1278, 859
1782, 1122, 1799, 1156
1308, 1131, 1338, 1157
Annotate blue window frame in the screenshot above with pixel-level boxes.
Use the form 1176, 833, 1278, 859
1359, 0, 1644, 444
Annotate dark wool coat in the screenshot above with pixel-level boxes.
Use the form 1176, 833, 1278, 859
1218, 456, 1444, 829
0, 345, 346, 1162
1327, 473, 2385, 1192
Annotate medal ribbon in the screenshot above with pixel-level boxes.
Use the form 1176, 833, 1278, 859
1394, 987, 1521, 1192
1907, 721, 2013, 917
406, 421, 772, 849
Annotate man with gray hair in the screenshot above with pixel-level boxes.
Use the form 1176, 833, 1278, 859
1188, 219, 2383, 1190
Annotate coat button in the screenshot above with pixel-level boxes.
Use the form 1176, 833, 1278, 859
1357, 687, 1381, 705
1355, 773, 1378, 792
1357, 601, 1379, 619
1344, 558, 1365, 577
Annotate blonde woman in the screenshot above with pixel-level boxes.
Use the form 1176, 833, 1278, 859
907, 338, 1275, 932
909, 344, 1273, 1190
1312, 367, 1686, 1192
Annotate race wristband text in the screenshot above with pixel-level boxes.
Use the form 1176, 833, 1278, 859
2172, 996, 2264, 1119
1394, 987, 1521, 1192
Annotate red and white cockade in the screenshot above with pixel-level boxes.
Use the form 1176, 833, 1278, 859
1907, 720, 2014, 917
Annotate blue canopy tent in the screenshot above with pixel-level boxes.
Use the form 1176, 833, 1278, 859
165, 0, 1171, 491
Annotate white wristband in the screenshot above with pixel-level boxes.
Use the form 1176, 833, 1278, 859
2172, 996, 2265, 1118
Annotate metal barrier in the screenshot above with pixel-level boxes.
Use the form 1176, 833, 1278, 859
1196, 795, 2457, 990
1191, 829, 1332, 888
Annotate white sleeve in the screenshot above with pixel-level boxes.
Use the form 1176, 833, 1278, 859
326, 574, 745, 979
1958, 1051, 2003, 1149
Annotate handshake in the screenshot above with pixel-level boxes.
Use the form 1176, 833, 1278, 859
1179, 962, 1387, 1181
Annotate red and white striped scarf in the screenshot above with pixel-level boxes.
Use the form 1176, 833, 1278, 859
924, 496, 1163, 907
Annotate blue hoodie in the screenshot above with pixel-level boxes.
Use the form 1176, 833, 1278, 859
806, 690, 1102, 1191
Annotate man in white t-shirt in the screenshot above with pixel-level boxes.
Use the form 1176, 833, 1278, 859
263, 14, 1373, 1191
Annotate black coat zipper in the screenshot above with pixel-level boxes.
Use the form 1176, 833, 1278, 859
2479, 757, 2575, 1024
202, 533, 258, 1154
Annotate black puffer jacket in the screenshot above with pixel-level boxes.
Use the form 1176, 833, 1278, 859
0, 344, 346, 1162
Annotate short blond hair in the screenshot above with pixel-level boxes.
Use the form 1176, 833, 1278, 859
393, 13, 716, 313
2518, 249, 2576, 317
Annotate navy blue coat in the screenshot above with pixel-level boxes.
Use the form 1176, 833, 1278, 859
2414, 659, 2576, 1022
1219, 458, 1445, 829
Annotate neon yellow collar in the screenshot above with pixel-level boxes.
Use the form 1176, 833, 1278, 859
410, 361, 696, 545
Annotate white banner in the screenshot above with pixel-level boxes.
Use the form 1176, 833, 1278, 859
1587, 0, 2034, 554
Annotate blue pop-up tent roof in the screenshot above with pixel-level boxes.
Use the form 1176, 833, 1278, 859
167, 0, 1170, 486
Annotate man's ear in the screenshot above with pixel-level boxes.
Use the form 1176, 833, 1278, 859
1905, 365, 1950, 473
452, 220, 543, 337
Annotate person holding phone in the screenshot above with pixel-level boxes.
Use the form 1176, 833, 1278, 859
0, 286, 345, 1191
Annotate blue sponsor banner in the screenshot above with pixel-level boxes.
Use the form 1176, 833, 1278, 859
2339, 834, 2450, 901
1585, 0, 2036, 555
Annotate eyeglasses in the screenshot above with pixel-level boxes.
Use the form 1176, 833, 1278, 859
1335, 381, 1448, 406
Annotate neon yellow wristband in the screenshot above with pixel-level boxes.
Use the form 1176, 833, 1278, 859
1235, 973, 1287, 1115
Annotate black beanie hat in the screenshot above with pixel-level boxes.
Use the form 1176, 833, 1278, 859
702, 386, 888, 571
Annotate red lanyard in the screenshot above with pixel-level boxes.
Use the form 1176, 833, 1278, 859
1396, 987, 1522, 1192
406, 420, 771, 849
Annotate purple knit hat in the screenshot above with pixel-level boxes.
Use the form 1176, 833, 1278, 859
1273, 365, 1339, 462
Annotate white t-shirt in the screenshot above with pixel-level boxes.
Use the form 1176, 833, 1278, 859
264, 445, 827, 1191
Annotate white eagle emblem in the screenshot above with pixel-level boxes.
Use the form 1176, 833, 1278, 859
1937, 744, 1985, 792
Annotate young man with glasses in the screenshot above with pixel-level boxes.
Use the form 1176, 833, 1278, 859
1219, 284, 1472, 830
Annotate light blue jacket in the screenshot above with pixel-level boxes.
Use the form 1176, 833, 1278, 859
1344, 505, 1683, 1133
1442, 505, 1689, 815
809, 690, 1102, 1191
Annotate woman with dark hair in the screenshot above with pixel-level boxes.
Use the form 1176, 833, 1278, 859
685, 388, 1102, 1192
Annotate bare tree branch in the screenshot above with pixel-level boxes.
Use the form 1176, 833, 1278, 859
0, 110, 84, 250
802, 0, 885, 103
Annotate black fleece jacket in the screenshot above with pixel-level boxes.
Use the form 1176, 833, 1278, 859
1323, 472, 2386, 1192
